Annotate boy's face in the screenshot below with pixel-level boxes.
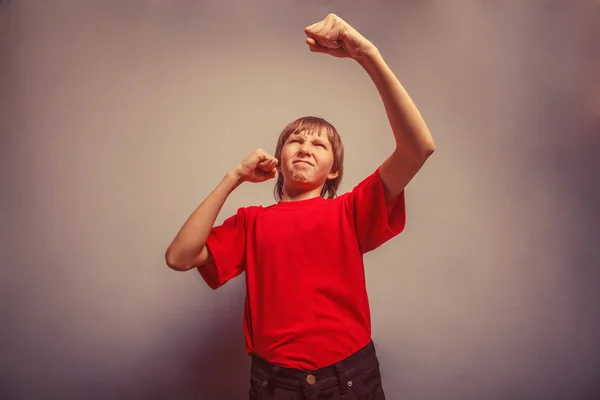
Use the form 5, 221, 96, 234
279, 127, 339, 195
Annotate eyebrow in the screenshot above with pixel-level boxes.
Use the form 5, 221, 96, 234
289, 134, 329, 146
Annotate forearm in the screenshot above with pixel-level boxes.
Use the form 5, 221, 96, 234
165, 170, 243, 271
357, 47, 435, 158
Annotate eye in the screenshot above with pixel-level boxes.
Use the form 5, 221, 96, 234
314, 142, 326, 148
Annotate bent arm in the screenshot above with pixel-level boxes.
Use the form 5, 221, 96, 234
357, 47, 435, 202
165, 170, 242, 271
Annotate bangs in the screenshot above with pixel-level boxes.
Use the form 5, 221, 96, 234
290, 118, 330, 137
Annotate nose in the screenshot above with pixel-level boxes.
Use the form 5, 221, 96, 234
298, 142, 312, 156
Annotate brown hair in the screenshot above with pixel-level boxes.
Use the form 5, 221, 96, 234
273, 116, 344, 201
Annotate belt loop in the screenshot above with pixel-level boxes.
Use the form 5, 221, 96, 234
334, 362, 349, 394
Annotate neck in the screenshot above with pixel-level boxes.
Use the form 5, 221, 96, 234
281, 186, 324, 202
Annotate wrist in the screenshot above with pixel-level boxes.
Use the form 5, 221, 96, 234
354, 42, 381, 65
226, 167, 245, 187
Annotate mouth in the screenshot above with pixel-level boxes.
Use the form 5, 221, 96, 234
293, 160, 313, 166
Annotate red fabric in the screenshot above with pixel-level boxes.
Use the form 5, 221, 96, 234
198, 168, 406, 370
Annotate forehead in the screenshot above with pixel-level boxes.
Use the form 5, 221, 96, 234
289, 126, 329, 140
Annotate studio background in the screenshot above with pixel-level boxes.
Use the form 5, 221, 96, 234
2, 1, 599, 399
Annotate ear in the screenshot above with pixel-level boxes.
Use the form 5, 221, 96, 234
327, 170, 340, 180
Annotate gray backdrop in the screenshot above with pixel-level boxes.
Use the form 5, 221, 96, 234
2, 1, 599, 399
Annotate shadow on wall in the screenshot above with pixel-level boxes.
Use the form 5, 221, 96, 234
134, 280, 250, 400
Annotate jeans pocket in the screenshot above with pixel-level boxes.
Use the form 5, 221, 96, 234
346, 360, 386, 400
248, 372, 269, 400
349, 387, 366, 400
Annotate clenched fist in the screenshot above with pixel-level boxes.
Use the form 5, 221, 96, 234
304, 13, 375, 60
234, 148, 279, 183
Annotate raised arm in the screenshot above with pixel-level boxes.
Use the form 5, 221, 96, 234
165, 149, 278, 271
304, 14, 435, 202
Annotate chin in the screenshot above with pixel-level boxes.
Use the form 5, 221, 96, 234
286, 172, 316, 189
288, 170, 310, 182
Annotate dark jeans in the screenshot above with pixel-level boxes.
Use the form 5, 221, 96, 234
248, 341, 386, 400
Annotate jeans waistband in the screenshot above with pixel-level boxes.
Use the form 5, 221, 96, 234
250, 340, 378, 393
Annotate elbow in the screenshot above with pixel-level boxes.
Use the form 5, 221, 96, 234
411, 139, 435, 162
165, 247, 190, 272
417, 131, 436, 159
422, 139, 435, 159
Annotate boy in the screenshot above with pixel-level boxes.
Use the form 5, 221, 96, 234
166, 13, 434, 400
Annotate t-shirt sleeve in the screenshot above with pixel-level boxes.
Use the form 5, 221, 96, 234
348, 167, 406, 254
197, 207, 247, 289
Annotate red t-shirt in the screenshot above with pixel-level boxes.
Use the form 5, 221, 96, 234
198, 168, 406, 370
